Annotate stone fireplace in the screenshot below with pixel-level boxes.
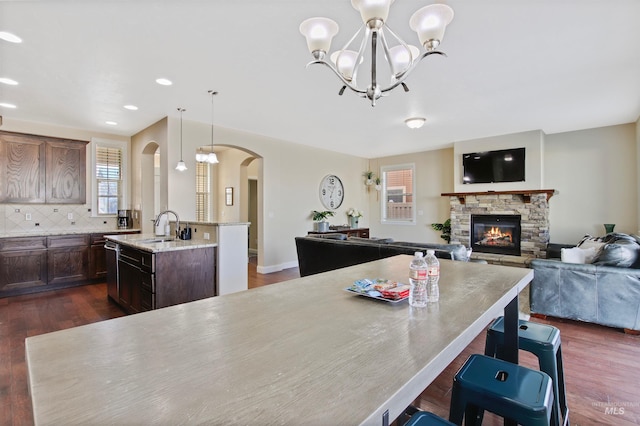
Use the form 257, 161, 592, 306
442, 190, 556, 259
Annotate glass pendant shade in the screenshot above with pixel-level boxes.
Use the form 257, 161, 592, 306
299, 17, 339, 54
410, 4, 454, 50
351, 0, 395, 23
389, 44, 420, 77
207, 152, 219, 164
176, 107, 187, 172
195, 151, 207, 162
330, 50, 362, 81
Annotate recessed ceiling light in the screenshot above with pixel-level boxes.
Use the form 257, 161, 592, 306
0, 32, 22, 43
0, 77, 18, 85
105, 121, 118, 126
404, 117, 426, 129
123, 105, 138, 111
156, 78, 172, 86
0, 102, 17, 109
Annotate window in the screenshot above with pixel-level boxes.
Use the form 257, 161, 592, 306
91, 138, 128, 216
195, 162, 210, 221
381, 164, 415, 223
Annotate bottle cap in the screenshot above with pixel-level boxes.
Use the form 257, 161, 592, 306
427, 249, 435, 255
414, 251, 423, 257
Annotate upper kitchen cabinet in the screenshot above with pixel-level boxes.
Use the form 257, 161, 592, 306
0, 131, 46, 203
0, 131, 87, 204
45, 139, 86, 204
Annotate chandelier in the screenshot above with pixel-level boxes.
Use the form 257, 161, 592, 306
196, 90, 219, 164
299, 1, 454, 106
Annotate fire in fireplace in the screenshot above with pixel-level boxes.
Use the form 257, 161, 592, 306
470, 214, 521, 256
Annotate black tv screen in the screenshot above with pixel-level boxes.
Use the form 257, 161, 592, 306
462, 147, 525, 184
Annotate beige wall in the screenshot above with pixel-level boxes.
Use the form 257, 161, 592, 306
371, 123, 638, 247
367, 149, 454, 243
133, 116, 368, 273
545, 123, 637, 243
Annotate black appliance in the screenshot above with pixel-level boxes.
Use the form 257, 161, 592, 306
117, 209, 132, 229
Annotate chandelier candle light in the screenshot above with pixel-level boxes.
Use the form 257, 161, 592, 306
299, 0, 454, 106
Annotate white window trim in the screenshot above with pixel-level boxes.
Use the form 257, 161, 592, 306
90, 138, 130, 217
381, 163, 416, 225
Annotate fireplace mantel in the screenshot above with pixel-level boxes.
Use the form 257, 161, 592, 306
441, 189, 556, 205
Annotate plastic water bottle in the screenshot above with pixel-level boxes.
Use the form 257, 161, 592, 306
425, 249, 440, 303
409, 252, 428, 307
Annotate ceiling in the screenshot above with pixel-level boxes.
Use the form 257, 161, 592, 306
1, 0, 639, 158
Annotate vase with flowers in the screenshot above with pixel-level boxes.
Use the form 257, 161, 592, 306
347, 208, 363, 228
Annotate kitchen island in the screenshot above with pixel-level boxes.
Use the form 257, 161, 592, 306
104, 233, 217, 314
26, 255, 532, 425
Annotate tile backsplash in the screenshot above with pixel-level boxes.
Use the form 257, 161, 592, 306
0, 203, 119, 236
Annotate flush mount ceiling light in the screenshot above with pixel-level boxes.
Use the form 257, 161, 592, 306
176, 107, 188, 172
300, 1, 454, 106
196, 90, 219, 164
0, 77, 18, 85
0, 31, 22, 43
405, 117, 426, 129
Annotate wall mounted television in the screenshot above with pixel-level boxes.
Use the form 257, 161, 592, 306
462, 147, 525, 184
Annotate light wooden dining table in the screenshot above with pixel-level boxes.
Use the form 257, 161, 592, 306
26, 254, 532, 425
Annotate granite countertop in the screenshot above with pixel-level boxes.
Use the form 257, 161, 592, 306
105, 233, 217, 253
0, 228, 141, 239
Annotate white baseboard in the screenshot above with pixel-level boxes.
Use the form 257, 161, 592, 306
256, 260, 298, 275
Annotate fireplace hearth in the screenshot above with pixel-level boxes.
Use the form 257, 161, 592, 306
471, 214, 521, 256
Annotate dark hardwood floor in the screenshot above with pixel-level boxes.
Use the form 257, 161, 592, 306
2, 262, 639, 425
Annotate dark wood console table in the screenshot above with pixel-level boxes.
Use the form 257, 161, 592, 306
308, 228, 369, 238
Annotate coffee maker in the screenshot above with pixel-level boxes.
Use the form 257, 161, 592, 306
117, 209, 132, 229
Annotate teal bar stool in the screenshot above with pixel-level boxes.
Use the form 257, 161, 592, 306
405, 411, 456, 426
484, 316, 569, 426
449, 354, 553, 426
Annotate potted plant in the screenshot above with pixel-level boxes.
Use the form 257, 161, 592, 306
374, 176, 382, 191
363, 171, 375, 186
431, 218, 451, 243
312, 210, 334, 232
346, 208, 363, 228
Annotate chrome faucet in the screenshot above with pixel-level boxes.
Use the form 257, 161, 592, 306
155, 210, 180, 238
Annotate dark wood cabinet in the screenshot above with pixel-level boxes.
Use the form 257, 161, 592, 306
47, 235, 89, 285
115, 243, 215, 314
45, 140, 86, 204
0, 130, 87, 205
0, 132, 46, 203
308, 228, 370, 238
89, 234, 107, 280
0, 237, 48, 292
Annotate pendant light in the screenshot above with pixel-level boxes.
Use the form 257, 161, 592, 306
196, 90, 219, 164
175, 107, 187, 171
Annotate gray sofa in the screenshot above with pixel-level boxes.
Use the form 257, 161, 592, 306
530, 233, 640, 332
295, 234, 472, 277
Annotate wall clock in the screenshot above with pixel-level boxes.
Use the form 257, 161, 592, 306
319, 174, 344, 210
